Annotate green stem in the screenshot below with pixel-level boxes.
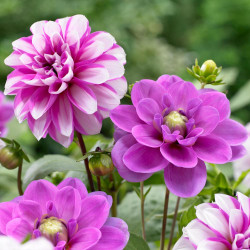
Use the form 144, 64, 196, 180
160, 187, 170, 250
76, 132, 95, 192
168, 197, 181, 250
17, 161, 23, 195
97, 176, 101, 191
111, 191, 117, 217
140, 182, 146, 241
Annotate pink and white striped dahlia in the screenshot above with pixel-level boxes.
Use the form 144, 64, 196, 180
4, 15, 127, 147
0, 91, 14, 137
174, 192, 250, 250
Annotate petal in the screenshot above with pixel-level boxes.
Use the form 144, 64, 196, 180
12, 37, 37, 55
88, 225, 129, 250
132, 124, 163, 148
89, 84, 120, 111
196, 208, 230, 240
214, 194, 240, 215
199, 91, 230, 121
131, 79, 165, 108
231, 145, 247, 161
94, 55, 124, 80
111, 134, 152, 182
110, 105, 143, 132
29, 87, 56, 120
4, 51, 22, 67
229, 209, 246, 234
68, 83, 97, 114
157, 74, 183, 90
105, 44, 126, 65
23, 179, 57, 214
6, 218, 33, 242
197, 240, 230, 250
164, 160, 207, 198
51, 93, 74, 136
177, 128, 204, 146
65, 15, 89, 40
104, 217, 129, 237
54, 186, 81, 222
160, 143, 198, 168
48, 123, 74, 147
30, 20, 47, 34
68, 227, 101, 250
105, 77, 127, 99
43, 21, 61, 37
0, 202, 16, 234
173, 236, 195, 250
185, 219, 216, 246
193, 106, 220, 136
237, 192, 250, 221
136, 98, 161, 123
57, 178, 88, 199
27, 112, 51, 140
73, 107, 102, 135
167, 80, 198, 110
75, 65, 109, 84
14, 200, 42, 226
212, 119, 248, 146
78, 195, 110, 229
193, 135, 232, 164
123, 143, 168, 173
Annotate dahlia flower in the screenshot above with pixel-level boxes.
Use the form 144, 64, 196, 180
174, 192, 250, 250
110, 75, 247, 197
4, 14, 127, 147
233, 123, 250, 187
0, 177, 129, 249
0, 236, 53, 250
0, 91, 14, 137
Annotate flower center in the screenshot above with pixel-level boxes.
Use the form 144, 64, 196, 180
163, 111, 187, 136
39, 217, 68, 245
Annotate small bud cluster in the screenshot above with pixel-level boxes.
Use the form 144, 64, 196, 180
187, 59, 224, 87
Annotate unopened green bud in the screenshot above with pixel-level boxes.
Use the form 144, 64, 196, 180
201, 60, 217, 77
0, 146, 22, 169
89, 154, 114, 176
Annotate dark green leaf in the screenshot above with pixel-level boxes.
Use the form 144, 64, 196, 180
124, 233, 150, 250
233, 169, 250, 190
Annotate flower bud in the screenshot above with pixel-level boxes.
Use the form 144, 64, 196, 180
89, 154, 114, 176
201, 60, 217, 77
0, 146, 22, 169
164, 111, 187, 136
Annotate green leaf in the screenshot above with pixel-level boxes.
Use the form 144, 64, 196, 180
230, 80, 250, 111
215, 172, 230, 189
124, 233, 150, 250
132, 186, 141, 198
23, 155, 83, 188
233, 169, 250, 190
144, 186, 152, 199
118, 185, 180, 242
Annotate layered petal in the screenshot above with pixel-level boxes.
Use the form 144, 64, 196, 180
111, 134, 152, 182
164, 160, 207, 197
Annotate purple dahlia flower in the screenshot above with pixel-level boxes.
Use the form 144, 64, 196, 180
173, 192, 250, 250
0, 178, 129, 250
110, 75, 247, 197
0, 91, 14, 137
4, 15, 127, 147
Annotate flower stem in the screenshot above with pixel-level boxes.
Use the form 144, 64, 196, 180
97, 176, 101, 191
111, 191, 117, 217
76, 132, 95, 192
167, 197, 181, 250
17, 161, 23, 195
140, 182, 146, 241
160, 187, 170, 250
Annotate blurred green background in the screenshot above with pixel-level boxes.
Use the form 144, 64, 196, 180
1, 0, 250, 157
